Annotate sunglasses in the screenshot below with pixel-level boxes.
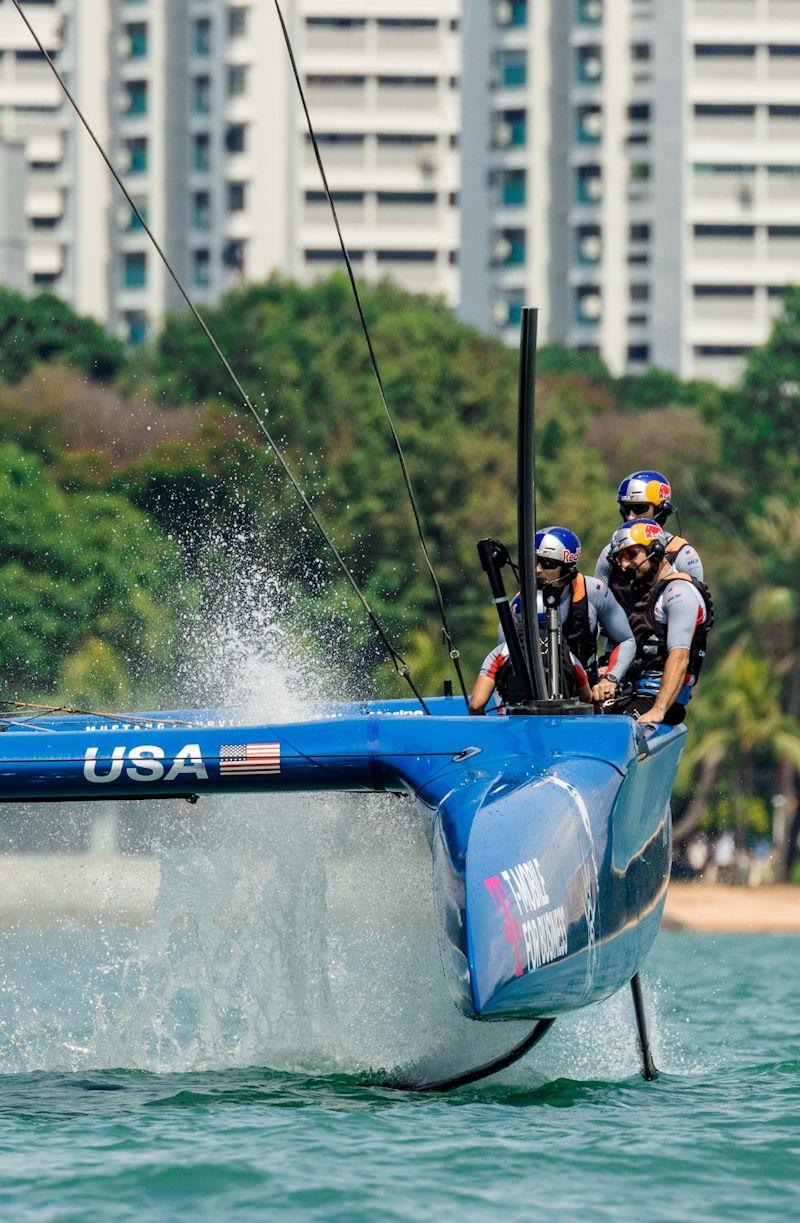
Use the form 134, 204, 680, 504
536, 556, 563, 571
624, 503, 653, 517
615, 546, 645, 563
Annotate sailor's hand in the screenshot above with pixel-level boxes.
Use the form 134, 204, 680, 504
591, 678, 618, 702
635, 706, 665, 725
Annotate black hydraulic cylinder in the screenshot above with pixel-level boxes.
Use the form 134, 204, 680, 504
517, 308, 548, 701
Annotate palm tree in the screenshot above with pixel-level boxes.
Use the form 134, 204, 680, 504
673, 643, 800, 875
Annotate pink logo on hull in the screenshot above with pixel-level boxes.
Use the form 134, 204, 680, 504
484, 875, 524, 977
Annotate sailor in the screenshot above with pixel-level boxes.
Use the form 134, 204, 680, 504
502, 526, 636, 703
606, 518, 714, 725
595, 470, 704, 584
470, 607, 592, 715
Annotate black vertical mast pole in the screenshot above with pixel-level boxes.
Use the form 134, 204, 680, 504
517, 308, 548, 701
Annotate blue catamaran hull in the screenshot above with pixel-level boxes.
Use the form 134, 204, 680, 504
0, 697, 683, 1021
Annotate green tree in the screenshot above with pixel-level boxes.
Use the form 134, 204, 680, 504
0, 289, 125, 384
0, 442, 187, 696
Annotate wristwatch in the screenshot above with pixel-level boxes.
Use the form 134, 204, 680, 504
606, 674, 619, 687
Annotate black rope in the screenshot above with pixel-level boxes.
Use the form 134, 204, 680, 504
272, 0, 469, 708
11, 0, 429, 715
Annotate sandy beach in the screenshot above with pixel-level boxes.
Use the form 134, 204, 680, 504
663, 883, 800, 933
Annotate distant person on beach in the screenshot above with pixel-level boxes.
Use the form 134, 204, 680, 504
595, 470, 704, 584
500, 526, 636, 702
605, 518, 713, 725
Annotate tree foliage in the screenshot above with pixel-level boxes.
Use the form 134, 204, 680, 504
0, 288, 125, 384
0, 277, 798, 850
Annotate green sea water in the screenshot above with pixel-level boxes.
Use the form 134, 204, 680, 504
1, 931, 798, 1221
0, 794, 798, 1221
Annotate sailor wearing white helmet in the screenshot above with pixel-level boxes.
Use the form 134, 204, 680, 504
595, 470, 704, 584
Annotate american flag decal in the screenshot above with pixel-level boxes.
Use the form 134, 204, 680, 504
219, 743, 281, 776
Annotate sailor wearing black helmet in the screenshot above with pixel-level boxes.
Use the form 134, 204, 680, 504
595, 470, 704, 584
503, 526, 636, 702
607, 518, 713, 725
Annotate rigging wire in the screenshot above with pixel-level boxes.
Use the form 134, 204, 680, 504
272, 0, 469, 706
11, 0, 429, 715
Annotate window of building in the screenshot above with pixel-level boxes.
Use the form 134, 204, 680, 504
695, 104, 756, 117
629, 223, 651, 242
500, 169, 526, 206
376, 250, 437, 262
193, 248, 210, 287
627, 344, 650, 362
193, 76, 211, 114
193, 17, 211, 56
631, 43, 651, 61
694, 43, 756, 57
576, 46, 602, 83
305, 248, 365, 263
693, 284, 754, 296
494, 1, 528, 27
496, 228, 526, 265
125, 311, 148, 345
228, 6, 248, 38
498, 49, 527, 88
577, 105, 602, 143
31, 215, 59, 229
494, 109, 526, 147
33, 272, 59, 288
377, 18, 437, 29
228, 181, 246, 211
225, 123, 246, 153
223, 239, 247, 270
576, 224, 601, 264
768, 44, 800, 57
128, 196, 148, 230
630, 283, 650, 301
377, 133, 435, 147
630, 161, 650, 181
125, 80, 147, 116
307, 17, 367, 28
375, 191, 433, 204
577, 0, 603, 24
694, 345, 751, 357
126, 136, 147, 173
306, 190, 363, 205
193, 132, 210, 171
192, 191, 211, 230
694, 224, 755, 237
227, 64, 248, 96
628, 102, 651, 121
123, 251, 146, 288
576, 164, 602, 204
125, 22, 147, 58
576, 286, 601, 323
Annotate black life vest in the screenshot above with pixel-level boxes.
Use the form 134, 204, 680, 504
616, 571, 714, 683
495, 629, 578, 705
563, 573, 598, 680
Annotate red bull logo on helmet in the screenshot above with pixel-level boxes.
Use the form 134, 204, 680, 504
644, 478, 671, 505
643, 522, 662, 540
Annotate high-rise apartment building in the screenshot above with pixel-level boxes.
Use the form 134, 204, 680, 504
6, 0, 460, 345
462, 0, 800, 384
6, 1, 800, 384
0, 0, 70, 296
